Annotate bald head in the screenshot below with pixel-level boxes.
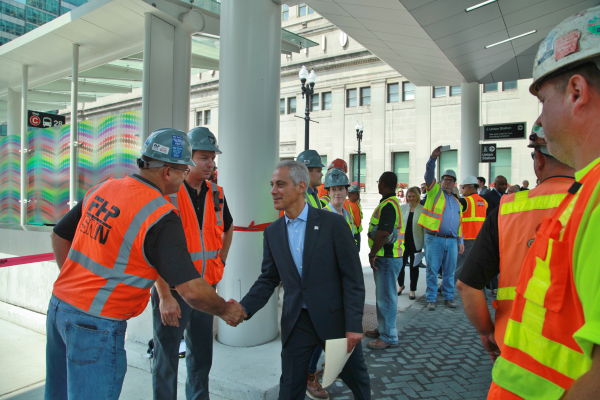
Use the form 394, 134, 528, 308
507, 185, 520, 194
494, 176, 508, 194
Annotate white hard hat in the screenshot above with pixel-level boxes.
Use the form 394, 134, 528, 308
441, 169, 457, 181
461, 175, 479, 186
531, 5, 600, 95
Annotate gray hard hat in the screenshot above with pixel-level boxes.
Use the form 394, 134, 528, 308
348, 184, 360, 193
297, 149, 325, 168
324, 167, 350, 189
188, 127, 222, 154
140, 128, 196, 166
441, 169, 457, 181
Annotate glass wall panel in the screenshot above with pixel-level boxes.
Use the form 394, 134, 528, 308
490, 148, 511, 185
352, 154, 366, 185
394, 152, 409, 185
0, 135, 21, 225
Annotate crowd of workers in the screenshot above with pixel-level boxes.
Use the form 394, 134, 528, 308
42, 6, 600, 400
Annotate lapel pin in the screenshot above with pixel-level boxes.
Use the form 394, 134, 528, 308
314, 226, 319, 230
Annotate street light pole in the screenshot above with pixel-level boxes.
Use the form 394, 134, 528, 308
355, 122, 363, 192
299, 65, 317, 150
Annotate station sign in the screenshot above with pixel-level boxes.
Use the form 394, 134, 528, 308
481, 143, 497, 163
27, 111, 65, 128
482, 122, 526, 140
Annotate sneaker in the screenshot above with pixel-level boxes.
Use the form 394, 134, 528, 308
364, 329, 379, 338
306, 372, 329, 399
427, 302, 436, 311
367, 338, 399, 350
444, 300, 457, 308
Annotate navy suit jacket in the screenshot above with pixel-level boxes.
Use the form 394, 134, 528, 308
482, 189, 502, 216
240, 206, 365, 346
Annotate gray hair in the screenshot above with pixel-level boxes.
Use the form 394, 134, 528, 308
275, 160, 309, 190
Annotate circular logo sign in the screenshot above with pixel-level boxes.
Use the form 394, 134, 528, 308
30, 115, 40, 126
489, 146, 496, 152
518, 125, 523, 130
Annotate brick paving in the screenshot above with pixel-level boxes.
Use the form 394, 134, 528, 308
323, 290, 495, 400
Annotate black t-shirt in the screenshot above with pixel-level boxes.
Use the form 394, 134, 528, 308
53, 175, 200, 287
377, 193, 399, 258
457, 206, 500, 289
184, 180, 233, 232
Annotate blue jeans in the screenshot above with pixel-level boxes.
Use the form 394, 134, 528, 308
424, 234, 458, 303
45, 295, 127, 400
308, 346, 323, 374
373, 257, 402, 345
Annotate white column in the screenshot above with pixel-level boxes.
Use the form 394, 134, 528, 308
370, 80, 386, 187
460, 82, 480, 181
20, 65, 28, 227
7, 88, 20, 137
172, 27, 192, 133
217, 0, 281, 347
70, 44, 79, 209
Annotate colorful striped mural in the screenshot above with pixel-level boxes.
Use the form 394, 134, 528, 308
0, 110, 142, 227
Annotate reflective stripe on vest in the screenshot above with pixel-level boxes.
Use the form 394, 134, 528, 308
368, 196, 405, 257
418, 182, 463, 237
496, 287, 516, 300
304, 191, 322, 209
462, 194, 486, 240
490, 169, 599, 398
53, 176, 176, 320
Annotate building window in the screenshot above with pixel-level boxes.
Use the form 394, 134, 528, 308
282, 4, 289, 21
320, 155, 327, 182
1, 2, 25, 20
288, 97, 296, 114
0, 19, 25, 36
196, 111, 202, 127
450, 86, 461, 96
204, 110, 211, 125
403, 82, 415, 101
298, 3, 313, 16
322, 92, 332, 110
311, 94, 319, 111
484, 83, 498, 92
280, 98, 285, 115
25, 7, 56, 25
433, 86, 446, 98
503, 80, 518, 90
352, 154, 366, 185
347, 89, 357, 107
27, 0, 60, 15
360, 87, 371, 106
490, 148, 511, 186
387, 83, 399, 103
439, 150, 458, 180
393, 152, 409, 185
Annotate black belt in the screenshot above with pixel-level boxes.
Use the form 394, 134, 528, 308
426, 231, 457, 239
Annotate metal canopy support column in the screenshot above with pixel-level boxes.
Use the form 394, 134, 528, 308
70, 44, 79, 209
217, 0, 280, 347
7, 88, 20, 137
172, 26, 192, 133
460, 82, 481, 181
20, 65, 28, 227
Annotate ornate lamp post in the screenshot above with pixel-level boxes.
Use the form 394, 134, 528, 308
298, 65, 317, 150
355, 122, 363, 191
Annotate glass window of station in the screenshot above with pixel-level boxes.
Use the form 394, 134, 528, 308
352, 154, 366, 184
393, 152, 409, 185
490, 148, 511, 185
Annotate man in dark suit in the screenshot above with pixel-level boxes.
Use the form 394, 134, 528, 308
481, 175, 508, 216
239, 160, 370, 400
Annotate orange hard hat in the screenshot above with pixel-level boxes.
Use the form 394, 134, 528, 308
328, 158, 348, 173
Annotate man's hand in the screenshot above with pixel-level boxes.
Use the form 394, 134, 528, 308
431, 145, 443, 159
480, 332, 500, 363
159, 294, 181, 327
368, 254, 378, 270
346, 332, 362, 353
458, 243, 465, 254
222, 299, 247, 327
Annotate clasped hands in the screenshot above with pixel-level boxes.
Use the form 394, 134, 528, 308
223, 299, 247, 327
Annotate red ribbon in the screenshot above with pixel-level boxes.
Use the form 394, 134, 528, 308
233, 221, 272, 232
0, 253, 55, 268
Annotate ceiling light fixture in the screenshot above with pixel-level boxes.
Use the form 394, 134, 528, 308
485, 30, 537, 48
465, 0, 497, 12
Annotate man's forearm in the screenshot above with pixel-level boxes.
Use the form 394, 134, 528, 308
176, 278, 226, 316
369, 230, 389, 256
220, 226, 233, 263
154, 276, 174, 300
50, 232, 72, 270
424, 157, 436, 187
457, 280, 494, 335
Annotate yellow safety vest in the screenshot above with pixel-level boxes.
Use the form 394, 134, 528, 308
368, 196, 405, 257
324, 203, 355, 234
418, 182, 463, 238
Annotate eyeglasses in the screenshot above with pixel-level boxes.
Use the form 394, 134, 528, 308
168, 165, 190, 176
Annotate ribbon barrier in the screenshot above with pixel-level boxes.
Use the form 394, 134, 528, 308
0, 253, 55, 268
233, 221, 272, 232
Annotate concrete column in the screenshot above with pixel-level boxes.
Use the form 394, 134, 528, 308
70, 44, 79, 209
414, 85, 432, 183
172, 26, 192, 132
216, 0, 281, 347
330, 85, 345, 160
7, 88, 20, 137
369, 80, 386, 187
460, 82, 480, 181
20, 65, 28, 227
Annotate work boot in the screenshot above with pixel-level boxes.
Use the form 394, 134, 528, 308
306, 372, 329, 399
444, 300, 457, 308
364, 329, 379, 338
427, 302, 436, 311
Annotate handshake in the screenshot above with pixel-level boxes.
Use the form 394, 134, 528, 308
221, 299, 247, 327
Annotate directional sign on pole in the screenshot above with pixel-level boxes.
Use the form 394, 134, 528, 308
27, 110, 65, 128
481, 143, 497, 163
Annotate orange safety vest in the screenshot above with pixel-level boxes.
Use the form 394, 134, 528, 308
167, 182, 225, 286
53, 176, 177, 320
462, 193, 487, 240
494, 176, 574, 350
489, 166, 600, 399
348, 200, 362, 231
317, 183, 327, 198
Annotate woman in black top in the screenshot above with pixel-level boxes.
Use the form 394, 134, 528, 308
398, 187, 425, 300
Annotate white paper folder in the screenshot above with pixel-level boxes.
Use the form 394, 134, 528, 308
321, 338, 354, 387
